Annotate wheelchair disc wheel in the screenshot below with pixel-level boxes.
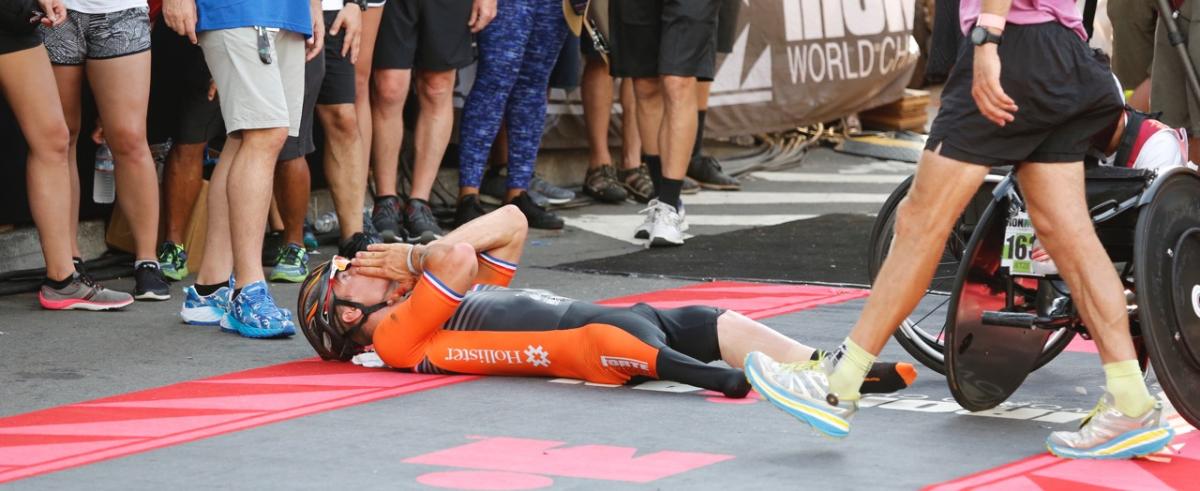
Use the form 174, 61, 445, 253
868, 174, 1072, 375
1133, 170, 1200, 429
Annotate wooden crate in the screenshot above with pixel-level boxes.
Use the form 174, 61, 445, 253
861, 89, 931, 131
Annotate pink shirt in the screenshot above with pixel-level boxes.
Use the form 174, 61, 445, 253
960, 0, 1087, 41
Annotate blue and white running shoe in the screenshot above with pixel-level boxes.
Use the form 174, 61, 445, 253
1046, 393, 1174, 459
180, 283, 232, 326
220, 280, 295, 338
743, 351, 857, 439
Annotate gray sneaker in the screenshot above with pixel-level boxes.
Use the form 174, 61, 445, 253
1046, 393, 1174, 459
39, 273, 135, 311
635, 199, 688, 242
647, 199, 686, 248
743, 351, 857, 438
529, 175, 574, 205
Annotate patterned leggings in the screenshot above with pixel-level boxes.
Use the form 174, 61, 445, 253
458, 0, 569, 190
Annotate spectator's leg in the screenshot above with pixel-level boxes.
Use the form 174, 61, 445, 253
412, 69, 456, 200
355, 6, 385, 179
582, 55, 614, 168
195, 136, 238, 286
49, 64, 84, 260
88, 51, 159, 263
370, 68, 412, 198
317, 103, 367, 241
0, 46, 76, 281
226, 127, 289, 285
693, 80, 711, 158
162, 142, 207, 245
658, 74, 697, 207
632, 77, 663, 190
619, 78, 642, 170
273, 157, 310, 247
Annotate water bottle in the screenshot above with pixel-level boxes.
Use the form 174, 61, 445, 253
93, 144, 115, 204
313, 211, 339, 234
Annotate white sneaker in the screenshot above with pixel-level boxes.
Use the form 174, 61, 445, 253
647, 200, 686, 247
635, 199, 687, 240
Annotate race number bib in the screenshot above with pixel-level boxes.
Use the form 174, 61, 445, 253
1001, 211, 1058, 276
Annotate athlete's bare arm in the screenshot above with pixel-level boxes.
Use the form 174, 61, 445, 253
353, 205, 527, 282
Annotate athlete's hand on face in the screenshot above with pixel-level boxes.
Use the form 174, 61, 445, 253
352, 243, 419, 284
330, 5, 362, 63
36, 0, 66, 27
468, 0, 496, 33
971, 42, 1017, 127
307, 0, 326, 61
163, 0, 199, 44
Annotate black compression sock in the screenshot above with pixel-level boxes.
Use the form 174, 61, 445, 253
692, 110, 707, 159
645, 154, 663, 192
44, 274, 74, 290
195, 282, 226, 297
657, 178, 683, 209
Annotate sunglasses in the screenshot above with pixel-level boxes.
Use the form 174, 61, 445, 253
323, 256, 390, 339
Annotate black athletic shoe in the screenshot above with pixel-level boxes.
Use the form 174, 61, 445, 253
404, 198, 443, 244
509, 192, 563, 230
338, 231, 381, 258
454, 194, 487, 228
687, 155, 740, 190
372, 195, 403, 243
134, 262, 171, 301
584, 164, 628, 203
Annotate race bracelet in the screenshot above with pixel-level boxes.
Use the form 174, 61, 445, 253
406, 246, 419, 275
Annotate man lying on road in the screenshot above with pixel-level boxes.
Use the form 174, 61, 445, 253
297, 206, 916, 397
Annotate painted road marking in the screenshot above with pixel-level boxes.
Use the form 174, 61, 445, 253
404, 436, 733, 487
751, 172, 910, 183
681, 191, 890, 205
598, 281, 870, 319
563, 214, 814, 246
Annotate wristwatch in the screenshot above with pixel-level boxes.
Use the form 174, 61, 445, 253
345, 0, 368, 11
970, 25, 1002, 46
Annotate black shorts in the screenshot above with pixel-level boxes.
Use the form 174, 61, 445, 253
374, 0, 474, 71
548, 34, 581, 90
278, 54, 324, 161
147, 20, 223, 145
926, 23, 1122, 166
318, 10, 355, 105
716, 0, 741, 54
608, 0, 719, 80
0, 29, 40, 55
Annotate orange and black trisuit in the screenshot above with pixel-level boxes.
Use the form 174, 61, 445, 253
372, 253, 751, 397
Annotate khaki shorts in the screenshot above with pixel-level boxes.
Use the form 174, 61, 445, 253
198, 27, 304, 136
1152, 0, 1200, 135
1107, 0, 1156, 89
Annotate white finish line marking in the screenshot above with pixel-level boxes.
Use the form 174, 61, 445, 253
563, 214, 815, 245
751, 172, 911, 184
681, 192, 891, 205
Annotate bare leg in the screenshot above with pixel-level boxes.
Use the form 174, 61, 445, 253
354, 6, 384, 179
370, 68, 411, 197
660, 75, 697, 181
631, 77, 662, 157
0, 46, 75, 280
581, 55, 614, 169
50, 64, 84, 259
848, 150, 991, 354
317, 103, 367, 241
226, 128, 289, 285
88, 52, 159, 262
162, 142, 207, 244
412, 69, 456, 201
196, 136, 239, 285
1017, 163, 1136, 363
718, 311, 815, 369
273, 156, 310, 247
618, 78, 641, 169
696, 80, 711, 110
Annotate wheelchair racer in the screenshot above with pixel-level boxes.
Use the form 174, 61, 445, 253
297, 205, 916, 398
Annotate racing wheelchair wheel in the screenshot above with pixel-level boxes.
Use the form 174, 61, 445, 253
869, 173, 1073, 375
1133, 169, 1200, 429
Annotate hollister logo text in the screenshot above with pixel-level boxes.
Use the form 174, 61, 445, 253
445, 348, 524, 365
601, 356, 651, 376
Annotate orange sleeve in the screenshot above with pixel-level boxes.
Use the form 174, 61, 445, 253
474, 252, 518, 287
372, 271, 464, 369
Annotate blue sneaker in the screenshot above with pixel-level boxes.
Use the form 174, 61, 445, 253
220, 280, 295, 338
180, 283, 231, 326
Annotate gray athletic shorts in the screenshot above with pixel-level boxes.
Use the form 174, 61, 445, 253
199, 27, 305, 137
40, 6, 151, 65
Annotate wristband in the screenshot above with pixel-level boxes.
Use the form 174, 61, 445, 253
977, 13, 1006, 31
406, 246, 418, 275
